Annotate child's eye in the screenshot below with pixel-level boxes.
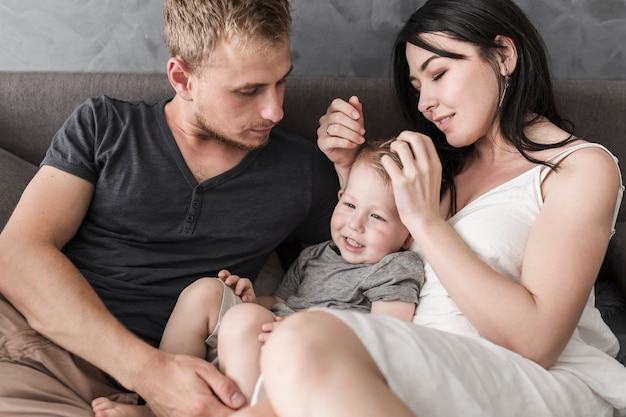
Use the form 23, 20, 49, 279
371, 213, 385, 221
344, 202, 356, 209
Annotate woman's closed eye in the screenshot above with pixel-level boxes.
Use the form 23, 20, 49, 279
432, 70, 446, 81
412, 69, 446, 93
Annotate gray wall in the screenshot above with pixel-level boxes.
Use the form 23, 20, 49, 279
1, 0, 624, 79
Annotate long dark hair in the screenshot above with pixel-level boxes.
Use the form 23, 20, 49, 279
392, 0, 573, 214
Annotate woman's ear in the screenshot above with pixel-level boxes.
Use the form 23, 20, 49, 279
494, 35, 518, 76
166, 57, 193, 101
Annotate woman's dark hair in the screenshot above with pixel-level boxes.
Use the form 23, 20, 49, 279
392, 0, 573, 215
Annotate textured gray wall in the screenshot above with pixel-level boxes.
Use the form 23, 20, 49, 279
0, 0, 624, 79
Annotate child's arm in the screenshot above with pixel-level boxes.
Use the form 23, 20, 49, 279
371, 300, 416, 322
256, 294, 286, 309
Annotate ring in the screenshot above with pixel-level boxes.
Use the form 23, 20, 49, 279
326, 124, 331, 136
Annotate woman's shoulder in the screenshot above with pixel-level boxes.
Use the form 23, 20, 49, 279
545, 140, 619, 172
542, 139, 622, 218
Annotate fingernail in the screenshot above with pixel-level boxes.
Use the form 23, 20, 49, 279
232, 392, 246, 407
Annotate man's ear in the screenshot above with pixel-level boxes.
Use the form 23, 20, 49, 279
494, 35, 518, 76
402, 233, 414, 250
167, 57, 193, 101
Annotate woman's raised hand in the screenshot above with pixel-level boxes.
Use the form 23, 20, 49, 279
317, 95, 366, 188
382, 131, 443, 228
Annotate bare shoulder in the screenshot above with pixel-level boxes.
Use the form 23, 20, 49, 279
556, 141, 620, 181
543, 140, 622, 209
530, 120, 619, 180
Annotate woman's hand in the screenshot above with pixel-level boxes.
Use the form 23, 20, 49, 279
317, 95, 366, 188
382, 131, 443, 229
217, 269, 256, 303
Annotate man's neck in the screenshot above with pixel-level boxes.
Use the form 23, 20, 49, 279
164, 98, 249, 182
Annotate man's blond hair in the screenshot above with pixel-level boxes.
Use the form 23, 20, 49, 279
163, 0, 291, 72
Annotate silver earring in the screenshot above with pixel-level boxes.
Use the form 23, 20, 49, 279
499, 73, 510, 108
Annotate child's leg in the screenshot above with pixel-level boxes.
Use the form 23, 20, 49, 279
160, 277, 229, 358
218, 303, 276, 403
92, 397, 154, 417
92, 278, 232, 417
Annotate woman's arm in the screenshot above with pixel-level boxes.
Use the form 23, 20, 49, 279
384, 134, 621, 369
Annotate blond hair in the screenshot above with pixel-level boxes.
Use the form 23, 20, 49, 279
163, 0, 291, 72
353, 138, 403, 187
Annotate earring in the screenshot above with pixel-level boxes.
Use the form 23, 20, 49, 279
498, 73, 510, 108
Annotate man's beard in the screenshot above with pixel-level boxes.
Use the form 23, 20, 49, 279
195, 112, 270, 151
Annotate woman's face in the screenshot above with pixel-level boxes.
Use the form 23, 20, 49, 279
405, 33, 501, 148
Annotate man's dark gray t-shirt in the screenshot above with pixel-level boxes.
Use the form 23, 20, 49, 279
41, 95, 338, 346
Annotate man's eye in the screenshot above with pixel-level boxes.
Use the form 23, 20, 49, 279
238, 89, 257, 96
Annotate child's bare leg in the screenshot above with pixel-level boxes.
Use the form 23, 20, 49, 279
93, 278, 227, 417
160, 277, 226, 357
92, 397, 154, 417
218, 303, 275, 402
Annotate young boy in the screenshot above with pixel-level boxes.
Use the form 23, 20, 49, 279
92, 139, 424, 416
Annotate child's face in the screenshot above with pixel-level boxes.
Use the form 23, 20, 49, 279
331, 162, 412, 264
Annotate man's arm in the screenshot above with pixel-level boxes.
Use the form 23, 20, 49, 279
0, 166, 244, 416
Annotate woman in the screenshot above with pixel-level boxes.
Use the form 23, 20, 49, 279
234, 0, 626, 416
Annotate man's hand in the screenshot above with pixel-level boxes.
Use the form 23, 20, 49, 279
138, 351, 246, 417
217, 269, 256, 303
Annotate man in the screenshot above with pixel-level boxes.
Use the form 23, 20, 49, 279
0, 0, 338, 416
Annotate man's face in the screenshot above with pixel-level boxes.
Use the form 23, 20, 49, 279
188, 39, 292, 150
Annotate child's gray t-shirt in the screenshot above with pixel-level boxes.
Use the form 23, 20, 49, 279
272, 241, 424, 316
